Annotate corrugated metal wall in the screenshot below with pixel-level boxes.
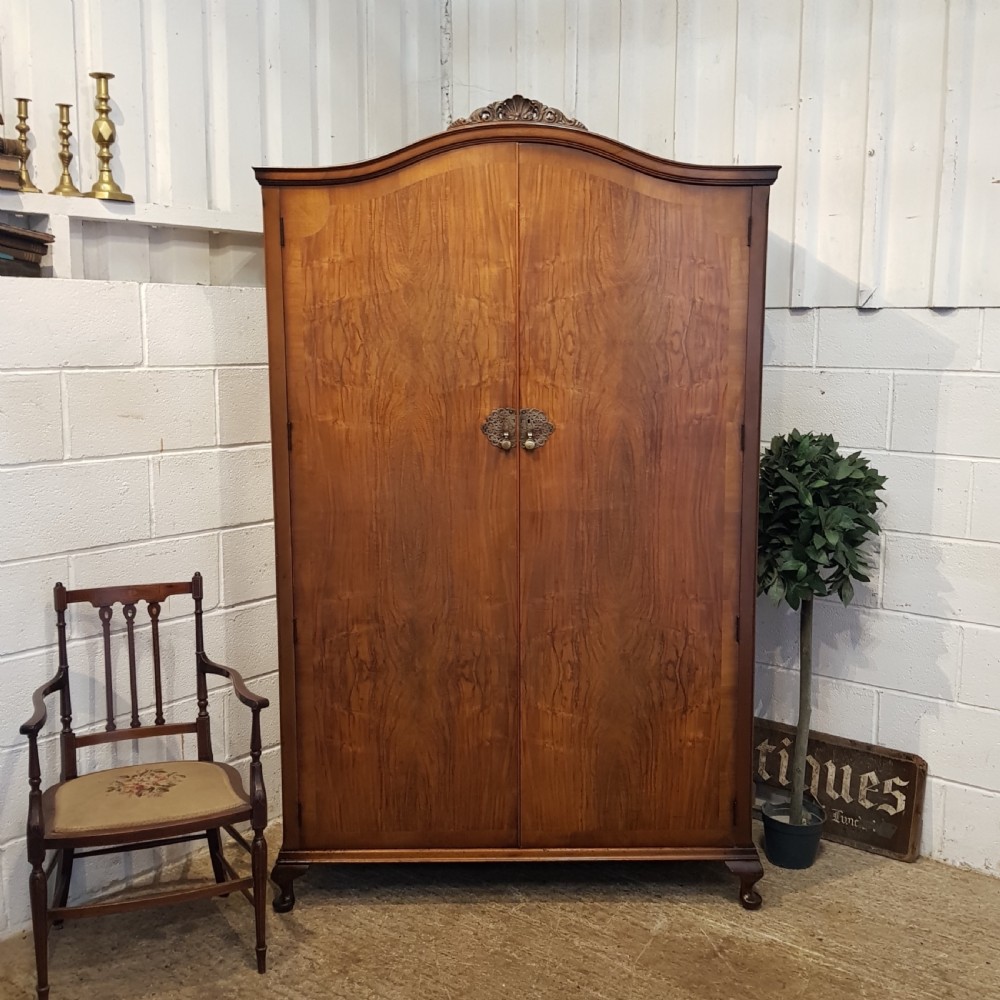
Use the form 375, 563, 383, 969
1, 0, 998, 304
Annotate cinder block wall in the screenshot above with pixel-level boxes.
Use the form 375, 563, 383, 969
2, 284, 999, 937
0, 277, 280, 936
757, 307, 1000, 875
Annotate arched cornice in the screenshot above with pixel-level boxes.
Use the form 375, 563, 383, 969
255, 96, 780, 189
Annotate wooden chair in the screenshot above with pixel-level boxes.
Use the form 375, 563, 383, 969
19, 573, 270, 1000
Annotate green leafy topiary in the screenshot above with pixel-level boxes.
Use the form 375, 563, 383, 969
758, 429, 887, 611
756, 429, 887, 829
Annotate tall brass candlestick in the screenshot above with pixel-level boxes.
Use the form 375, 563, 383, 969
50, 103, 82, 196
83, 72, 133, 202
15, 98, 41, 193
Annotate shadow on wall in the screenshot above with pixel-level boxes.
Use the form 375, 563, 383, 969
754, 234, 959, 856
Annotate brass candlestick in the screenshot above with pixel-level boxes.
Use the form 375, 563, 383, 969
83, 72, 133, 202
15, 98, 41, 193
50, 103, 82, 196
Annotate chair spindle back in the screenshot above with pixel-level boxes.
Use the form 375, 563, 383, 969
53, 573, 208, 777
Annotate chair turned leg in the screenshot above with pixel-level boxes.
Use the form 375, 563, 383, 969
52, 848, 74, 928
206, 828, 228, 895
29, 861, 49, 1000
252, 830, 268, 974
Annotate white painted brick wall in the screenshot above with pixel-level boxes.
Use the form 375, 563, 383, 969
4, 286, 1000, 939
970, 463, 1000, 543
64, 370, 217, 458
0, 279, 279, 940
937, 782, 1000, 876
817, 308, 981, 370
203, 601, 278, 681
813, 604, 961, 701
150, 447, 273, 535
959, 626, 1000, 712
1, 460, 151, 561
760, 369, 891, 448
0, 557, 69, 655
144, 285, 267, 366
220, 525, 276, 605
218, 368, 271, 445
980, 310, 1000, 371
0, 279, 142, 369
883, 535, 1000, 627
756, 306, 1000, 881
920, 778, 946, 861
763, 310, 816, 367
755, 665, 879, 744
891, 374, 1000, 457
863, 454, 971, 537
0, 375, 63, 465
878, 694, 1000, 791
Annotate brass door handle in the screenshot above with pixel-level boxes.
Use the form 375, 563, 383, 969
482, 407, 554, 451
519, 408, 554, 450
482, 408, 516, 450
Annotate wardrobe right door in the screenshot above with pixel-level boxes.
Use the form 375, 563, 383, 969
517, 143, 752, 848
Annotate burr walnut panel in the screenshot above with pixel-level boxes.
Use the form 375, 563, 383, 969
516, 146, 749, 846
280, 146, 520, 848
258, 117, 778, 912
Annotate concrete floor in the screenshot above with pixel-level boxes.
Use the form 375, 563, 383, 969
1, 827, 997, 999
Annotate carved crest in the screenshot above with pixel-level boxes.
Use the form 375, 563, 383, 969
449, 94, 587, 131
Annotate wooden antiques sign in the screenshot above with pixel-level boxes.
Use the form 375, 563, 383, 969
753, 718, 928, 861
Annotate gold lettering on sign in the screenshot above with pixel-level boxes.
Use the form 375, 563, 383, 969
832, 808, 861, 829
858, 770, 881, 809
806, 755, 821, 798
825, 761, 854, 803
756, 739, 776, 781
753, 718, 925, 859
755, 740, 912, 822
756, 736, 912, 824
878, 776, 909, 816
777, 737, 792, 786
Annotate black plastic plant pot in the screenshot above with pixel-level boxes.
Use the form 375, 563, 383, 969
761, 795, 826, 869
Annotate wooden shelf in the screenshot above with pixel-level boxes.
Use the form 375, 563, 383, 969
0, 190, 262, 235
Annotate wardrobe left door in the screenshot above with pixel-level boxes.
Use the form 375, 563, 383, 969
279, 144, 521, 849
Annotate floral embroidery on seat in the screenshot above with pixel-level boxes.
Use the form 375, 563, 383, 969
107, 767, 184, 798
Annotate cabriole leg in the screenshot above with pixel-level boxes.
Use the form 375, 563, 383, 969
271, 861, 309, 913
725, 857, 764, 910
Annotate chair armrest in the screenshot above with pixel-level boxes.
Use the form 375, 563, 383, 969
20, 673, 64, 738
198, 653, 270, 711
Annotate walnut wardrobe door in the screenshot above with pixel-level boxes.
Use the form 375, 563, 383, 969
280, 144, 520, 849
516, 144, 751, 847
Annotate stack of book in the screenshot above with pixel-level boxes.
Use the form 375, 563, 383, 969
0, 222, 54, 277
0, 112, 21, 190
0, 136, 20, 191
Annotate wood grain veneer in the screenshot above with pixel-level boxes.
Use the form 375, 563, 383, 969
259, 114, 778, 912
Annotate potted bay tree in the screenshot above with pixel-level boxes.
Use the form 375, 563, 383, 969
756, 429, 887, 868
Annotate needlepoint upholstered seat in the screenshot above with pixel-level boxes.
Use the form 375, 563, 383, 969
19, 573, 270, 1000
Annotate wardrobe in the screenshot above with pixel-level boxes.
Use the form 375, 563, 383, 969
256, 96, 779, 911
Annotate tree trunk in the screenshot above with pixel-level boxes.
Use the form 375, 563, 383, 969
790, 597, 813, 826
